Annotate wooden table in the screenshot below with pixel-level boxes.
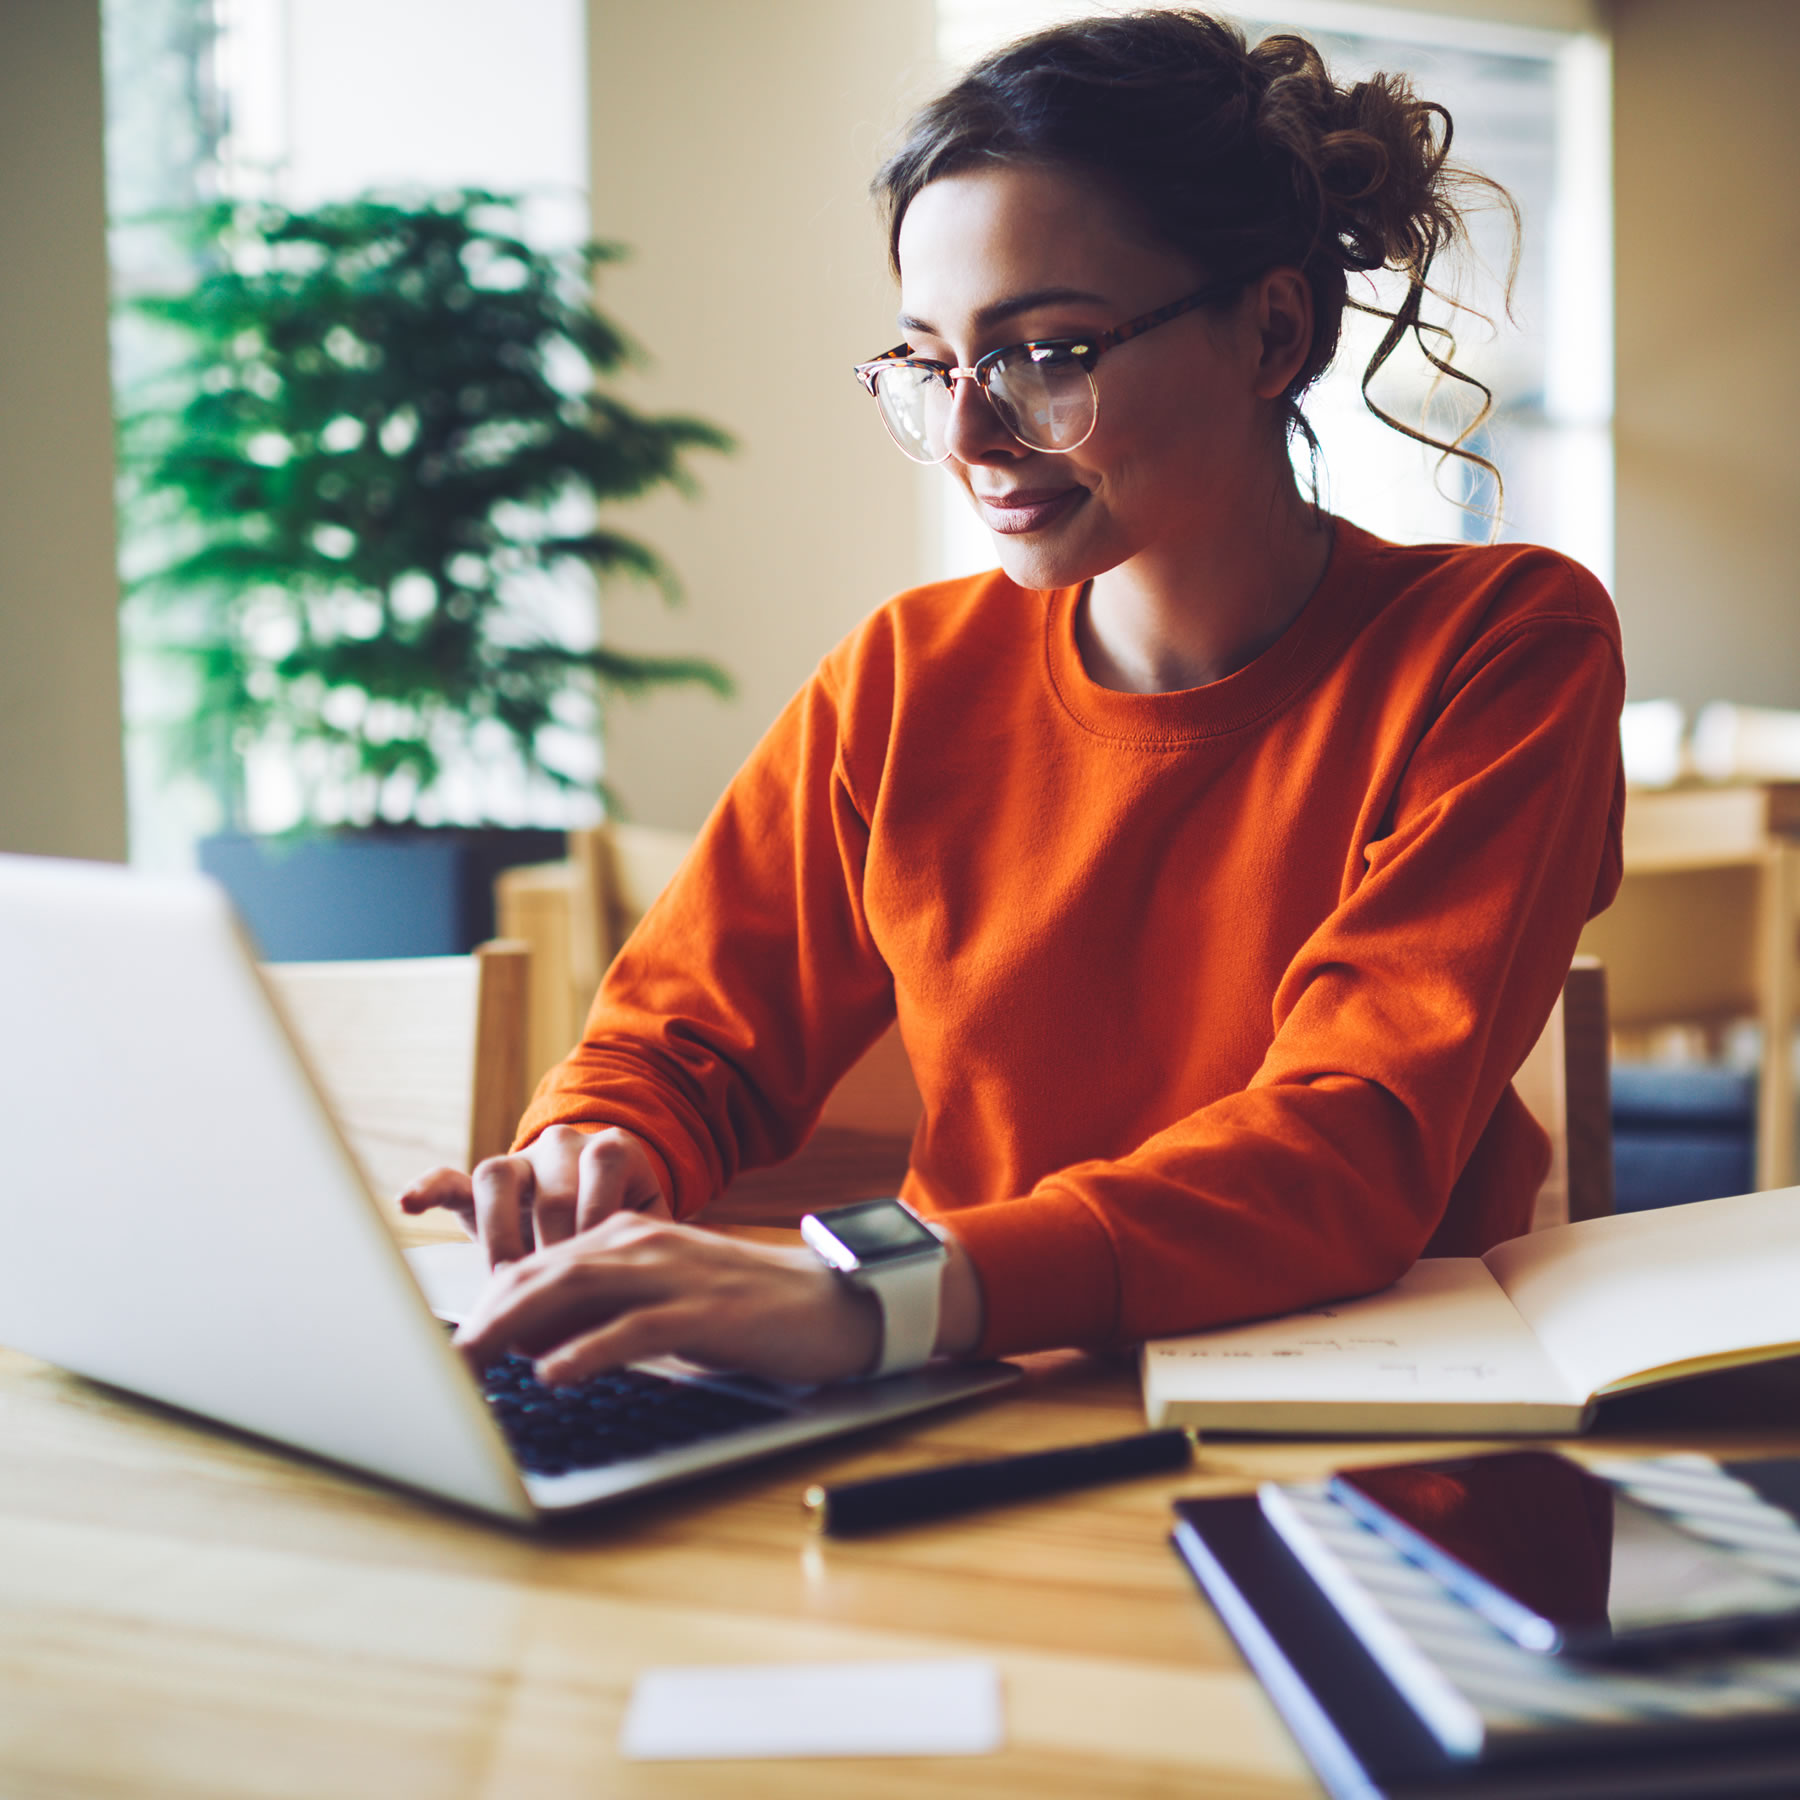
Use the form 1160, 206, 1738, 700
10, 1323, 1800, 1799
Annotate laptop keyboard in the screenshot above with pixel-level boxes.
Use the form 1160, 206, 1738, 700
479, 1353, 791, 1476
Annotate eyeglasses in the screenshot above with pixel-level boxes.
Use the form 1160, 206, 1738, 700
852, 281, 1241, 465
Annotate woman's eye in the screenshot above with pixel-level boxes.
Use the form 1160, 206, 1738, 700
1006, 342, 1079, 370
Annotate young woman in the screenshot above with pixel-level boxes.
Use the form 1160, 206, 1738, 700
405, 10, 1624, 1390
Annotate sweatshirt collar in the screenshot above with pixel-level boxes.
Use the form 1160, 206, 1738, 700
1041, 516, 1377, 744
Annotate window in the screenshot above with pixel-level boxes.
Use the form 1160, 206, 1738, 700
105, 0, 590, 862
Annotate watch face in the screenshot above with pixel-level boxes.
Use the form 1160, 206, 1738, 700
818, 1199, 940, 1265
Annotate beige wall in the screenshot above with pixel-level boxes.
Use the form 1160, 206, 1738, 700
0, 2, 127, 862
1612, 0, 1800, 708
587, 0, 938, 832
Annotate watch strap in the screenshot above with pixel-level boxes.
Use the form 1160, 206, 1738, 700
867, 1247, 943, 1378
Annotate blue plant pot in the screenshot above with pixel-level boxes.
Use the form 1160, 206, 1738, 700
199, 827, 567, 961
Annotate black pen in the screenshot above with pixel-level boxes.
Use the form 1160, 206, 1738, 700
803, 1428, 1197, 1535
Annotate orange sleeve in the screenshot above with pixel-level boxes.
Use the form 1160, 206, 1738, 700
948, 615, 1625, 1358
511, 660, 896, 1216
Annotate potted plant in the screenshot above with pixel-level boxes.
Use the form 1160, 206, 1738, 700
117, 189, 731, 958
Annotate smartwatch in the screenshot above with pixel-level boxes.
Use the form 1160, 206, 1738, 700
800, 1198, 948, 1379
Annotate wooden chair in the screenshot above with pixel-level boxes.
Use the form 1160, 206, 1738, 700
495, 822, 694, 1087
261, 940, 531, 1247
1516, 956, 1614, 1229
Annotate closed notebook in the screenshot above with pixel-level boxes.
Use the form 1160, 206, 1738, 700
1143, 1185, 1800, 1435
1256, 1456, 1800, 1765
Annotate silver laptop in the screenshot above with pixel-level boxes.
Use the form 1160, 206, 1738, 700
0, 853, 1018, 1523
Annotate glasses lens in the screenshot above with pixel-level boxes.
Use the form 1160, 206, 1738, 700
871, 363, 950, 464
986, 345, 1097, 452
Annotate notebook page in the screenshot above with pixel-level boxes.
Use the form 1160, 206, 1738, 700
1142, 1257, 1578, 1413
1485, 1185, 1800, 1403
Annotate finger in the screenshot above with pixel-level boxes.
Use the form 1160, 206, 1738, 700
452, 1247, 610, 1365
471, 1156, 537, 1267
529, 1177, 579, 1251
398, 1166, 476, 1220
574, 1130, 657, 1234
528, 1124, 595, 1173
531, 1302, 700, 1386
523, 1134, 583, 1250
452, 1222, 668, 1366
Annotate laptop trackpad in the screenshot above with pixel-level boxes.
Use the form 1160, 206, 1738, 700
404, 1241, 488, 1324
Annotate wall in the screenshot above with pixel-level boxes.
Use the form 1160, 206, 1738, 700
0, 2, 127, 861
587, 0, 939, 832
1611, 0, 1800, 707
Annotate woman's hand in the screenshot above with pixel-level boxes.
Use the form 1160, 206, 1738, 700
450, 1211, 883, 1388
404, 1125, 988, 1386
399, 1124, 671, 1268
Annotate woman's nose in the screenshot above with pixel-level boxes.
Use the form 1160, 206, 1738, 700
941, 375, 1022, 466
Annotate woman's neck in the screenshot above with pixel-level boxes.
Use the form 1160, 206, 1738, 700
1076, 478, 1334, 695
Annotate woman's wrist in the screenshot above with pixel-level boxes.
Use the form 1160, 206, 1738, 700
933, 1231, 985, 1359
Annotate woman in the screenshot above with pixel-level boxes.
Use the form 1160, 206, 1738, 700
405, 10, 1623, 1389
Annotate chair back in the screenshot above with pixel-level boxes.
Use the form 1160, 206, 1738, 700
262, 940, 529, 1243
1516, 956, 1613, 1228
496, 823, 696, 1084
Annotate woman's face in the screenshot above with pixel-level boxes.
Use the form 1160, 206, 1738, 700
893, 162, 1303, 595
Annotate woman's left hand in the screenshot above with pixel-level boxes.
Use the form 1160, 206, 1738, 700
452, 1212, 883, 1388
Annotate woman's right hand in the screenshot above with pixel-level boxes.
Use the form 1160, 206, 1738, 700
399, 1124, 671, 1268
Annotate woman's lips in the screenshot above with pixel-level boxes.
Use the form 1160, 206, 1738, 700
974, 485, 1085, 534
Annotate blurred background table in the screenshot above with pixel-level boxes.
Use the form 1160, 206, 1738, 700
1579, 780, 1800, 1191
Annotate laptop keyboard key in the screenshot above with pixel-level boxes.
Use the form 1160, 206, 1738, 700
479, 1355, 789, 1475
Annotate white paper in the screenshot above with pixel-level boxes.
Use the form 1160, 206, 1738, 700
1143, 1257, 1577, 1412
619, 1659, 1004, 1761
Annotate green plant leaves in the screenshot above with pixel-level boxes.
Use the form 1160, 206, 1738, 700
117, 189, 734, 829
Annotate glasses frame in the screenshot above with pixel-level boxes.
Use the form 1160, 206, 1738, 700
852, 278, 1243, 463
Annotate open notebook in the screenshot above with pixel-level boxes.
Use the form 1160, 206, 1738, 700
1143, 1186, 1800, 1435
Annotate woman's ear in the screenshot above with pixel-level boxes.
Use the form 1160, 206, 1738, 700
1249, 267, 1314, 401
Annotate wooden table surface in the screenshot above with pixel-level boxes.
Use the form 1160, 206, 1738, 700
10, 1304, 1800, 1800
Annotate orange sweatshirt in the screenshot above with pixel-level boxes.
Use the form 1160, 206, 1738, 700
518, 520, 1625, 1359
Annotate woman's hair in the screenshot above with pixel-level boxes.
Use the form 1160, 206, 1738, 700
874, 8, 1517, 504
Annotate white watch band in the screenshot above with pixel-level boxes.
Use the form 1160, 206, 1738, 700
865, 1249, 943, 1378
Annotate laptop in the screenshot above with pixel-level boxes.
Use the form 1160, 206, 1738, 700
0, 853, 1018, 1523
